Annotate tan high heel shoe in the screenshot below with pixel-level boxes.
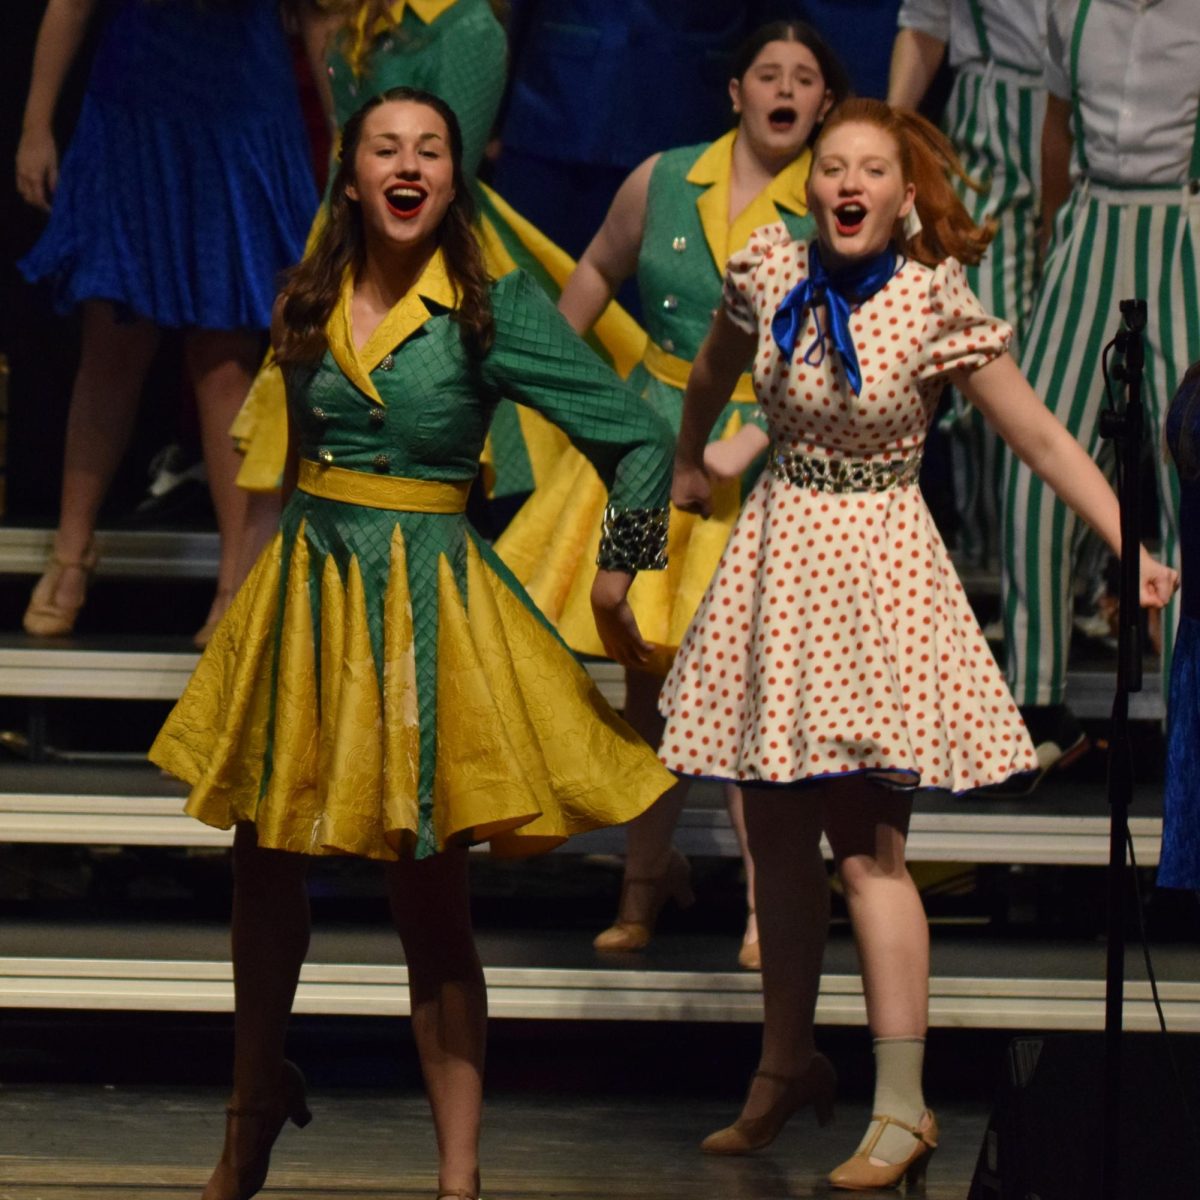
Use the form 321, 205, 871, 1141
593, 848, 695, 952
828, 1109, 938, 1191
23, 543, 98, 636
701, 1053, 837, 1155
202, 1059, 312, 1200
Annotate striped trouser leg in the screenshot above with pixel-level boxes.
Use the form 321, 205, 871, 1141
1002, 189, 1199, 705
945, 67, 1044, 567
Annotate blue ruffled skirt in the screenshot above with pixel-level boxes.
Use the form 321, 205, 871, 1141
1160, 613, 1200, 889
19, 0, 316, 331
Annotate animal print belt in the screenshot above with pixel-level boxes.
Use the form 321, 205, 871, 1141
769, 447, 923, 493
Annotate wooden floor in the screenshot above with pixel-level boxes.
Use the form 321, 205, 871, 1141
0, 1084, 986, 1199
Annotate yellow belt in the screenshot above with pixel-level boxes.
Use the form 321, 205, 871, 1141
298, 460, 470, 513
641, 340, 757, 404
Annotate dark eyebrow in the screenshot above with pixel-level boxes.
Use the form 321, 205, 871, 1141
369, 131, 446, 144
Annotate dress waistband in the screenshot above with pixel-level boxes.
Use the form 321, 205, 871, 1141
642, 340, 757, 404
298, 460, 470, 512
769, 447, 923, 493
1080, 177, 1200, 207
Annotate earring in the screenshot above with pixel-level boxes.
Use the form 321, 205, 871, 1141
903, 207, 923, 239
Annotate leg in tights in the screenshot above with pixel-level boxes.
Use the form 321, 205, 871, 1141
386, 847, 486, 1196
735, 786, 829, 1119
184, 328, 258, 626
618, 667, 688, 880
50, 301, 161, 606
204, 823, 311, 1200
823, 777, 929, 1163
724, 783, 757, 948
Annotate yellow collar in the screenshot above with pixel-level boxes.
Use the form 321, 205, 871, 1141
348, 0, 459, 74
687, 129, 811, 270
326, 249, 458, 405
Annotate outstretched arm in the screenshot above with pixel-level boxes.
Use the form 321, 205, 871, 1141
15, 0, 98, 211
956, 353, 1177, 607
557, 154, 657, 335
673, 313, 757, 517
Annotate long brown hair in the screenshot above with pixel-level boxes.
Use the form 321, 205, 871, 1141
275, 86, 494, 366
815, 98, 994, 267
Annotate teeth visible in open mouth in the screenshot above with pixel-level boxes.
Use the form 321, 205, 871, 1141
386, 186, 425, 212
835, 203, 867, 229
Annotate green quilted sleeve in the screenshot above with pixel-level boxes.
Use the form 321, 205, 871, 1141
484, 270, 673, 570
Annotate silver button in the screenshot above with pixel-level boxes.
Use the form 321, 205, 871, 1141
311, 405, 327, 422
379, 353, 394, 371
661, 338, 676, 353
672, 236, 687, 253
662, 295, 679, 312
373, 453, 390, 471
369, 407, 386, 425
317, 449, 334, 466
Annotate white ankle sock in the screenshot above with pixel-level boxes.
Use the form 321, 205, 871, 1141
857, 1037, 927, 1164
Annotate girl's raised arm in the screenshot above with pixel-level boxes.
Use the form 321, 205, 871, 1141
956, 352, 1177, 608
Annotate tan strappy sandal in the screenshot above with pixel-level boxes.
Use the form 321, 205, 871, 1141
23, 542, 98, 636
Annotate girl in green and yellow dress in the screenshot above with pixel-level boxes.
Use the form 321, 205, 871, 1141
231, 0, 643, 555
151, 87, 674, 1200
495, 21, 849, 969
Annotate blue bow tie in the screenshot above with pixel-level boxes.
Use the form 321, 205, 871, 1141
770, 243, 899, 395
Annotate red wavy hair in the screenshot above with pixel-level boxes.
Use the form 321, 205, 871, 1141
814, 97, 994, 267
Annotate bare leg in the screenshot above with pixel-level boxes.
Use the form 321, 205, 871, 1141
723, 783, 759, 956
823, 778, 929, 1166
822, 779, 927, 1040
47, 302, 161, 607
204, 823, 312, 1200
184, 328, 258, 629
386, 847, 485, 1197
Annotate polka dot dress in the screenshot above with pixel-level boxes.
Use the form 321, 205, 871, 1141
658, 225, 1039, 793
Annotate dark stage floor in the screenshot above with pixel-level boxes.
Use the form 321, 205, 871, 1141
0, 1083, 987, 1199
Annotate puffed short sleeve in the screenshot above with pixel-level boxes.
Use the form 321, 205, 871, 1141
721, 221, 792, 335
916, 258, 1012, 383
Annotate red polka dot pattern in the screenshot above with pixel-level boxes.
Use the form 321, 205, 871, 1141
662, 227, 1037, 792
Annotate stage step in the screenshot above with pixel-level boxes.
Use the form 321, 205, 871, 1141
0, 923, 1194, 1032
0, 762, 1164, 865
0, 633, 1167, 719
0, 528, 219, 579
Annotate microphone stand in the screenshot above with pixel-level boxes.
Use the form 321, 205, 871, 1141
1097, 297, 1147, 1200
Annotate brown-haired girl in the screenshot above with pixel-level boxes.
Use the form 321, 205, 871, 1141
151, 86, 675, 1200
660, 97, 1176, 1189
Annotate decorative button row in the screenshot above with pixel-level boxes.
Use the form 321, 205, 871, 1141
315, 449, 391, 472
672, 236, 687, 252
312, 406, 387, 427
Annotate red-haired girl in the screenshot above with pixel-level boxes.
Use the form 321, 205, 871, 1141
660, 98, 1176, 1189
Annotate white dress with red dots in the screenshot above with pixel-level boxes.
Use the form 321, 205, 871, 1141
658, 224, 1039, 792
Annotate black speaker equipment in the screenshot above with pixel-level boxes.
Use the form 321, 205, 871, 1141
970, 1034, 1200, 1200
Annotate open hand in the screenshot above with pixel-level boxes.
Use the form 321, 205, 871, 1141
591, 569, 652, 669
16, 127, 58, 212
1140, 549, 1179, 609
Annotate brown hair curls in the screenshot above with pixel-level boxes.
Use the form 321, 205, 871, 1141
816, 97, 994, 268
275, 86, 494, 366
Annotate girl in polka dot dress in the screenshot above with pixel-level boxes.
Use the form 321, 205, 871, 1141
660, 98, 1178, 1190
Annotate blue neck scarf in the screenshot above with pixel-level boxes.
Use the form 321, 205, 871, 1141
770, 242, 900, 395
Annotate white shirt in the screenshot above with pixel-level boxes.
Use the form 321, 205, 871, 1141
898, 0, 1046, 74
1045, 0, 1200, 186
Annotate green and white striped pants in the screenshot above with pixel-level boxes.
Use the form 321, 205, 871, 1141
1002, 180, 1200, 705
944, 63, 1045, 567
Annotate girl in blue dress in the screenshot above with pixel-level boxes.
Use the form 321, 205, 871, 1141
16, 0, 318, 644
